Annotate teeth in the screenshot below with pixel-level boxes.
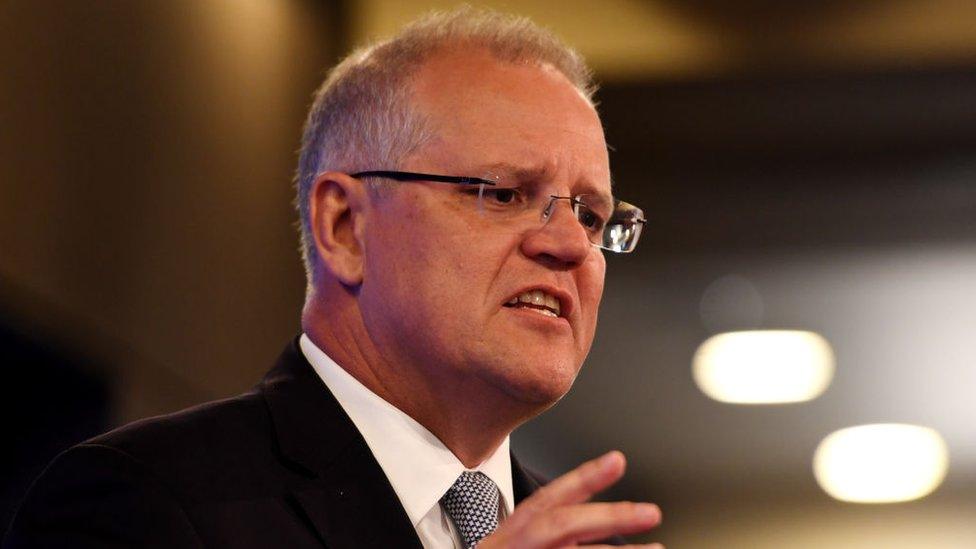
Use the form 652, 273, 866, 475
509, 289, 561, 316
529, 290, 545, 306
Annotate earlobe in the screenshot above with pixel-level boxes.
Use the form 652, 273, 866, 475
308, 172, 367, 286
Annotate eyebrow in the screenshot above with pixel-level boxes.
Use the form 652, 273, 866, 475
470, 161, 615, 203
472, 161, 552, 183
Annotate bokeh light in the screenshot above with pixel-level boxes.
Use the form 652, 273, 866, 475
692, 330, 834, 404
814, 424, 949, 503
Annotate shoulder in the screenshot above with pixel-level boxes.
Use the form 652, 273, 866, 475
90, 391, 266, 464
16, 387, 290, 511
3, 389, 298, 548
3, 340, 345, 547
84, 389, 294, 500
4, 439, 205, 548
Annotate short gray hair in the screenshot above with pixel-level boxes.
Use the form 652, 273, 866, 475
295, 6, 597, 279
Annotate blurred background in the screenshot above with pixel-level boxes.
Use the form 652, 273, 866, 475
2, 1, 975, 546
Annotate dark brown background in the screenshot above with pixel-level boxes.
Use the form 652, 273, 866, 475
3, 2, 976, 546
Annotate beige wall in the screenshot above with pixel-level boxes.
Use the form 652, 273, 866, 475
355, 0, 976, 78
1, 1, 335, 420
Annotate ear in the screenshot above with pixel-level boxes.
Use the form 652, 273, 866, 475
308, 171, 368, 286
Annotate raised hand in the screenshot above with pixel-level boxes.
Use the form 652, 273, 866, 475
478, 451, 663, 548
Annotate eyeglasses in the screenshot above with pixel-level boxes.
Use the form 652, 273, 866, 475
351, 170, 646, 253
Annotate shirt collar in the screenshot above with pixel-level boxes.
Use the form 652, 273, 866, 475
299, 333, 514, 526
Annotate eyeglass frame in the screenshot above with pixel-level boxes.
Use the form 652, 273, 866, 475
349, 170, 646, 253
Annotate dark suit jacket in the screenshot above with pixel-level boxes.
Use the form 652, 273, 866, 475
4, 339, 549, 548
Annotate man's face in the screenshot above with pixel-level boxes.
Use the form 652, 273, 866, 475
358, 48, 610, 407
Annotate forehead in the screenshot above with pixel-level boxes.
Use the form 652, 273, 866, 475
406, 47, 611, 197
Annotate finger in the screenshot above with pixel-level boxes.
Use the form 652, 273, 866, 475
523, 501, 661, 547
583, 545, 664, 549
520, 451, 627, 513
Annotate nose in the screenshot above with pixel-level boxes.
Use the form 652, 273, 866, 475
520, 198, 592, 268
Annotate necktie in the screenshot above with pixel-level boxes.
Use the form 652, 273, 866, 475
440, 471, 500, 548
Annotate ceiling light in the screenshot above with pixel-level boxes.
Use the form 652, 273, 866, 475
692, 330, 834, 404
813, 423, 949, 503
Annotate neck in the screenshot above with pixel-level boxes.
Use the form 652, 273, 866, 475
302, 289, 540, 468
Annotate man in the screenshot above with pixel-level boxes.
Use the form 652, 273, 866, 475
5, 8, 658, 548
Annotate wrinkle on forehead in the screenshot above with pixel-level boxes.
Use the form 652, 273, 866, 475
404, 47, 612, 198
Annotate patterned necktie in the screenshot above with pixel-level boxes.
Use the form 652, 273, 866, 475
440, 471, 500, 548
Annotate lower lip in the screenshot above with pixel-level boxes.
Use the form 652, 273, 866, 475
503, 305, 571, 329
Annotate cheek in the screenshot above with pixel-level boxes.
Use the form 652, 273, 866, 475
577, 254, 607, 336
363, 204, 495, 316
582, 253, 606, 305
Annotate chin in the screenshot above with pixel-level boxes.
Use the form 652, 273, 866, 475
483, 356, 581, 408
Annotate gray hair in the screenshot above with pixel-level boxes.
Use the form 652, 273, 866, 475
294, 6, 597, 280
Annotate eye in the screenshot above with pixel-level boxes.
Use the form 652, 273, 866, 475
576, 204, 606, 232
482, 187, 522, 206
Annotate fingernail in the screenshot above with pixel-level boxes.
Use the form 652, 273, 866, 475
600, 450, 622, 469
636, 503, 659, 521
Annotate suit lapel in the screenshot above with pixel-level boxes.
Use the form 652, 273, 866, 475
261, 339, 422, 549
511, 453, 544, 505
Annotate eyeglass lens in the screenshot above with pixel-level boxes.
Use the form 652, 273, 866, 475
474, 181, 645, 253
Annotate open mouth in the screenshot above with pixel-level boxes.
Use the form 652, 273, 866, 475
503, 289, 562, 318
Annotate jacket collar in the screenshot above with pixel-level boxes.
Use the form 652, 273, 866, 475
260, 338, 544, 547
260, 338, 422, 548
512, 453, 544, 504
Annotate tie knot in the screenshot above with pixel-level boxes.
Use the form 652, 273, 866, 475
441, 471, 500, 548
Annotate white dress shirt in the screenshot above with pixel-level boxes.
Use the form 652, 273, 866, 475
300, 334, 514, 549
